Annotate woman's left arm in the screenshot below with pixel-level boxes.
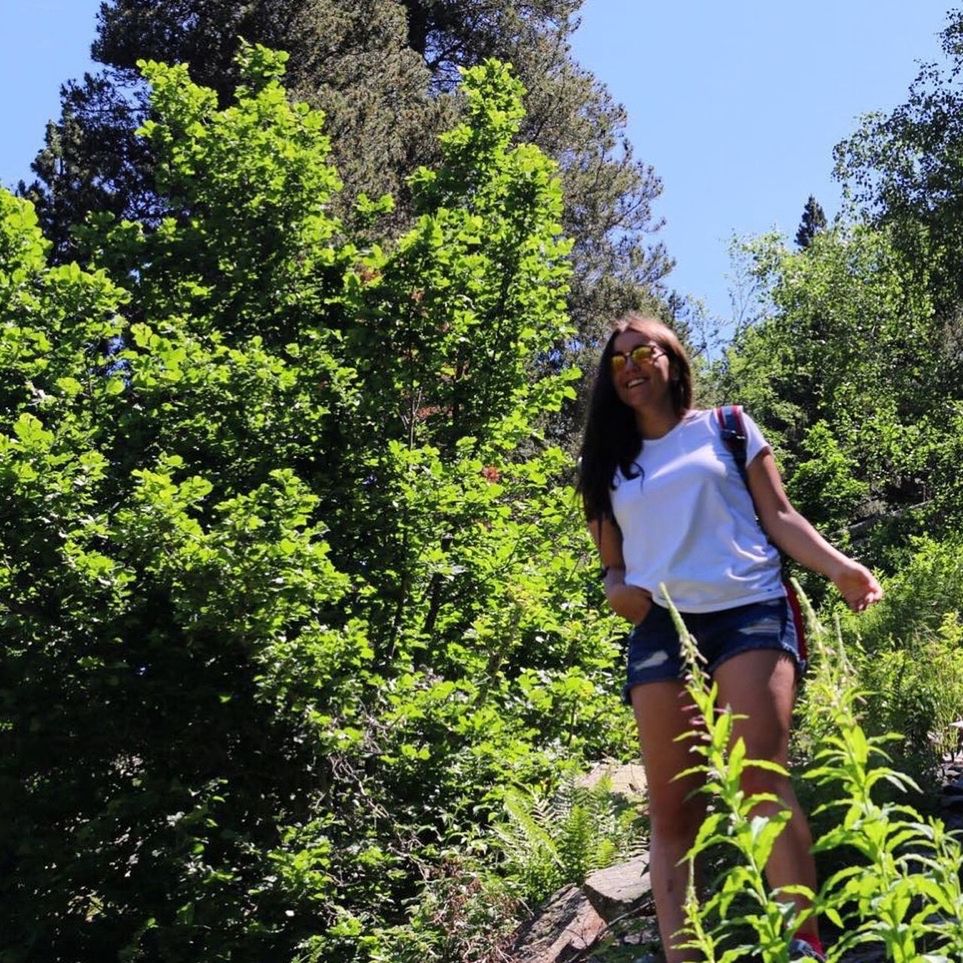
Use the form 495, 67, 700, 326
747, 449, 883, 612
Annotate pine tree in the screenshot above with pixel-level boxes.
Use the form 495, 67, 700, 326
22, 1, 445, 252
21, 0, 672, 354
794, 195, 827, 249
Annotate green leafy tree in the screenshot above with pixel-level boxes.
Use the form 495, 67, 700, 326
834, 10, 963, 318
714, 225, 944, 564
1, 48, 632, 961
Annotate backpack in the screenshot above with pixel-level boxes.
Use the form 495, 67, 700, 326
714, 405, 808, 661
715, 404, 751, 488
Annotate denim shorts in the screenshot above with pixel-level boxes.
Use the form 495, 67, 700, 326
622, 596, 805, 704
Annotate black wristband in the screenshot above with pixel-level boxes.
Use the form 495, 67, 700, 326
600, 566, 610, 578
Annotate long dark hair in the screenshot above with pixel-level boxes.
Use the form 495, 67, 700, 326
577, 313, 693, 521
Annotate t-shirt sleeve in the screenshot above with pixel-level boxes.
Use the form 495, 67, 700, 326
741, 410, 771, 465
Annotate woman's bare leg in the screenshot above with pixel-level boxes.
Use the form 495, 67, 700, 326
631, 681, 707, 963
713, 650, 819, 942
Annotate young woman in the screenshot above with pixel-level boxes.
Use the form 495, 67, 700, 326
577, 313, 882, 963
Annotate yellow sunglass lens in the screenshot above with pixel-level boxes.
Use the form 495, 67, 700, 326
610, 345, 656, 374
631, 346, 655, 364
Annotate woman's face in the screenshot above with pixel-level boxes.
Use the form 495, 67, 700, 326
610, 329, 674, 412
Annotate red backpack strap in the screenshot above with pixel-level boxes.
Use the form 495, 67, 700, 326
783, 578, 808, 662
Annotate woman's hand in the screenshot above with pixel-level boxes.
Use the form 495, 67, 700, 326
830, 559, 883, 612
603, 568, 653, 624
747, 452, 884, 613
588, 517, 652, 624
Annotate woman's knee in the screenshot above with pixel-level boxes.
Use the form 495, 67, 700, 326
736, 720, 791, 772
739, 763, 791, 803
648, 788, 706, 840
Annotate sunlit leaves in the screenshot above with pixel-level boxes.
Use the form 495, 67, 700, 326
0, 47, 630, 962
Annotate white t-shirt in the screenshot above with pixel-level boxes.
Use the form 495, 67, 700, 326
609, 408, 784, 613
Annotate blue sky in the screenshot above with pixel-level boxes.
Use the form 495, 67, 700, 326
0, 0, 102, 186
0, 0, 955, 328
572, 1, 953, 327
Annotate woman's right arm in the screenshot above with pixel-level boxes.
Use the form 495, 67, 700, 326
589, 514, 653, 624
747, 450, 883, 611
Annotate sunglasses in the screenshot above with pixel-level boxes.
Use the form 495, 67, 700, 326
610, 343, 665, 375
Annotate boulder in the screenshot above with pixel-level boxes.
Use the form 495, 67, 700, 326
583, 854, 654, 922
510, 884, 608, 963
577, 761, 648, 800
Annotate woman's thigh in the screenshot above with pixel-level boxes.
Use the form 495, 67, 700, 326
713, 649, 797, 765
630, 680, 706, 826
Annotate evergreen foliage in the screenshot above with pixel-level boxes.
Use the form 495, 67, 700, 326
794, 195, 827, 249
22, 0, 671, 356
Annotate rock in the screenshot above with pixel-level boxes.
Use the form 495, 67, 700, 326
949, 719, 963, 758
944, 811, 963, 833
583, 909, 662, 962
583, 854, 654, 922
510, 884, 608, 963
509, 855, 656, 962
577, 761, 648, 800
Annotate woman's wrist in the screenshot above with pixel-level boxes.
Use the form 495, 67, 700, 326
605, 582, 652, 623
826, 554, 860, 583
602, 565, 626, 590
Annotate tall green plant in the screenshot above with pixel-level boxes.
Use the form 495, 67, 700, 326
802, 594, 963, 962
666, 590, 801, 962
676, 584, 963, 962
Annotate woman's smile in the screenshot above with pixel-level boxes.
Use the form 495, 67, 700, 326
612, 332, 672, 411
